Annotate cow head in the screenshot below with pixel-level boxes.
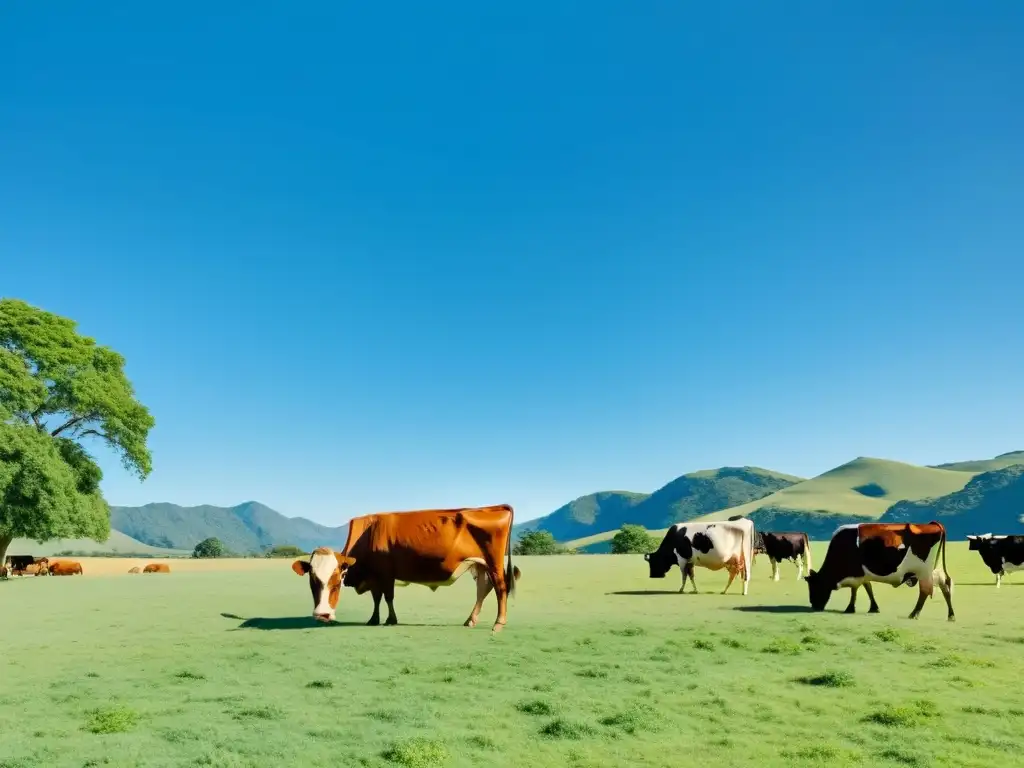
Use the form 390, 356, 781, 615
967, 534, 994, 551
804, 569, 832, 611
643, 549, 675, 579
292, 547, 357, 623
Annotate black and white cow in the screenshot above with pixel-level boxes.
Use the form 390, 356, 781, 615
759, 531, 813, 581
644, 518, 755, 595
967, 534, 1024, 588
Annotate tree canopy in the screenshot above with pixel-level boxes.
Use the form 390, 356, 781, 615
192, 537, 226, 558
513, 530, 574, 556
609, 524, 659, 554
0, 299, 154, 563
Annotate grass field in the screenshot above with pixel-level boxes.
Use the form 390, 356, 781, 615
3, 544, 1023, 767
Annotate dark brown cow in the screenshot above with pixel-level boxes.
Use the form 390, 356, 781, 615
292, 504, 521, 632
0, 565, 7, 580
49, 560, 83, 576
5, 555, 46, 576
804, 522, 954, 621
143, 563, 171, 573
759, 531, 812, 581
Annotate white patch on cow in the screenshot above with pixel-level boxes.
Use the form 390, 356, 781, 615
862, 542, 939, 588
795, 557, 804, 581
832, 523, 861, 542
770, 557, 780, 581
309, 551, 340, 619
414, 557, 487, 589
998, 560, 1024, 587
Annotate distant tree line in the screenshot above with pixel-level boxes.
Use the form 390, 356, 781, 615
512, 525, 658, 556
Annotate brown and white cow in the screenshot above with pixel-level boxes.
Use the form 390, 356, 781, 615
143, 563, 171, 573
292, 504, 521, 632
48, 560, 83, 576
804, 522, 954, 621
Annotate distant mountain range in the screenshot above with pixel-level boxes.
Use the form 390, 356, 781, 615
8, 450, 1024, 557
109, 501, 349, 554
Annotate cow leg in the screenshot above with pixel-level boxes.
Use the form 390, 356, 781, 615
722, 566, 737, 594
908, 576, 933, 620
490, 568, 510, 633
680, 563, 698, 594
844, 586, 859, 614
770, 557, 779, 582
795, 556, 804, 581
997, 571, 1003, 589
464, 565, 493, 628
863, 582, 880, 613
934, 567, 955, 622
367, 587, 383, 626
382, 579, 399, 625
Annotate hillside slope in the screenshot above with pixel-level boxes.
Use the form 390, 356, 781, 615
7, 530, 188, 557
111, 501, 348, 554
523, 466, 801, 543
931, 450, 1024, 473
881, 465, 1024, 538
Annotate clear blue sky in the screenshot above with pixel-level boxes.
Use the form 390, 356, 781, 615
2, 3, 1022, 526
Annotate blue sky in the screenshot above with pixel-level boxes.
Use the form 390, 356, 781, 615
2, 3, 1023, 526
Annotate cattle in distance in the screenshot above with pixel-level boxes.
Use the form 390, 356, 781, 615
758, 531, 813, 581
644, 517, 755, 595
804, 522, 954, 621
143, 563, 171, 573
48, 560, 83, 576
292, 504, 521, 632
967, 534, 1024, 588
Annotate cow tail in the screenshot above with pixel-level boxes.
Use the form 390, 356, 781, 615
743, 520, 753, 585
940, 523, 950, 591
505, 505, 517, 599
803, 532, 813, 574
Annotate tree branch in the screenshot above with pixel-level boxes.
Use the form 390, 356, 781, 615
51, 415, 90, 437
80, 429, 110, 442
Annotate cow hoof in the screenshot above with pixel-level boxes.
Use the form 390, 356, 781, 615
491, 623, 506, 633
908, 613, 920, 620
464, 618, 477, 628
385, 617, 398, 626
367, 617, 380, 626
948, 615, 956, 622
844, 607, 856, 614
868, 607, 880, 614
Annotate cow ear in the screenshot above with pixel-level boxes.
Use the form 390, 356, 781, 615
335, 554, 356, 569
292, 560, 311, 576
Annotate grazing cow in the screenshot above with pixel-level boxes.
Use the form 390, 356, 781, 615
0, 565, 7, 579
967, 534, 1024, 588
49, 560, 83, 576
5, 555, 47, 576
804, 522, 954, 621
644, 518, 755, 595
143, 563, 170, 573
759, 532, 813, 581
291, 504, 521, 632
128, 567, 141, 574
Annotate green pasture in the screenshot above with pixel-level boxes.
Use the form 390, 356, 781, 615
3, 543, 1024, 768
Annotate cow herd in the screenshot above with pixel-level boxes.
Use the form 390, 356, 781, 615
1, 556, 172, 579
291, 506, 1024, 631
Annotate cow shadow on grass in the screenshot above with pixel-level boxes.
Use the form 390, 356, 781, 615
605, 590, 683, 596
219, 612, 447, 630
731, 605, 815, 614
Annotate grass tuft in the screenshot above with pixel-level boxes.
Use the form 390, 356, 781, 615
84, 706, 140, 734
173, 670, 205, 681
305, 679, 333, 689
381, 737, 450, 767
796, 670, 855, 688
516, 699, 555, 716
762, 638, 802, 655
539, 719, 597, 740
864, 699, 939, 727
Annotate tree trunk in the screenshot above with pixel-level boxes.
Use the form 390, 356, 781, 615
0, 533, 12, 571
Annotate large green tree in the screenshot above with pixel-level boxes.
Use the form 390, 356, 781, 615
0, 299, 154, 565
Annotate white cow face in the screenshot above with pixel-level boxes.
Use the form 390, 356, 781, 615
292, 548, 357, 622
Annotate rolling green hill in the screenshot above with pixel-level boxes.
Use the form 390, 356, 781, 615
110, 501, 348, 554
930, 450, 1024, 473
563, 454, 1016, 551
520, 466, 801, 544
7, 529, 188, 557
881, 465, 1024, 537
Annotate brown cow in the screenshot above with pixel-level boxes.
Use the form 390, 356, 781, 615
128, 567, 141, 574
0, 565, 7, 579
143, 563, 171, 573
805, 522, 954, 621
49, 560, 83, 576
292, 504, 521, 632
